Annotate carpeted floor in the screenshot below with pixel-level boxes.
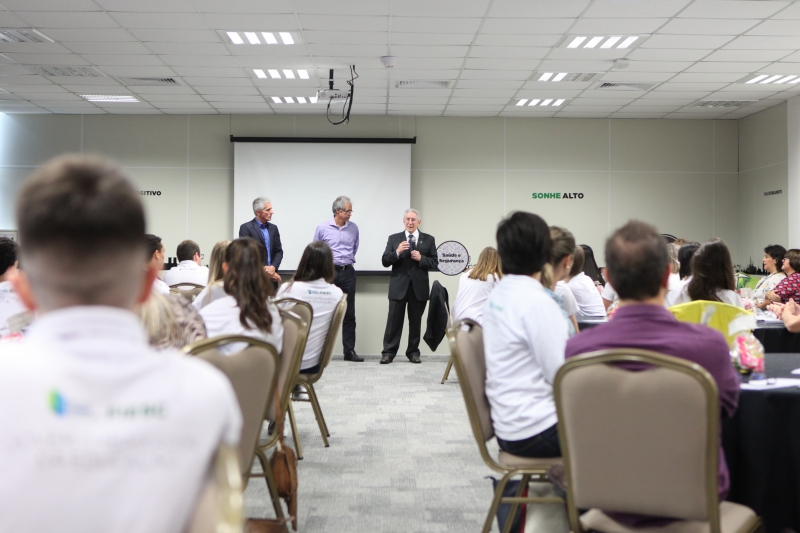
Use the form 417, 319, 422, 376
243, 354, 505, 532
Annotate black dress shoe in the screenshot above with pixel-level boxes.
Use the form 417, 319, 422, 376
344, 351, 364, 362
380, 355, 393, 364
410, 355, 421, 364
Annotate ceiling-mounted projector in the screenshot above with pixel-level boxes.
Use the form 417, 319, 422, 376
317, 88, 350, 100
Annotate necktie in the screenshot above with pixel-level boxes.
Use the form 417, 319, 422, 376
408, 234, 415, 252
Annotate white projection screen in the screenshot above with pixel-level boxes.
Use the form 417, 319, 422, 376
233, 142, 411, 272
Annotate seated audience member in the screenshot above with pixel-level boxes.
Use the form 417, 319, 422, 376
766, 248, 800, 306
666, 242, 682, 290
666, 239, 743, 308
0, 237, 27, 336
163, 239, 209, 287
200, 238, 283, 355
139, 291, 207, 350
541, 226, 579, 336
580, 244, 605, 287
753, 244, 786, 309
566, 221, 740, 527
567, 246, 606, 317
677, 241, 701, 281
0, 155, 241, 532
483, 212, 568, 458
146, 233, 170, 296
276, 241, 343, 374
193, 240, 231, 311
451, 246, 502, 325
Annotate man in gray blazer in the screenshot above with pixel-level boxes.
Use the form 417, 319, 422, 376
380, 209, 439, 364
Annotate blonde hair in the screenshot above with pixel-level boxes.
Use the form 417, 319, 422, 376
541, 226, 576, 289
138, 291, 179, 348
667, 242, 680, 274
208, 240, 231, 284
468, 247, 502, 282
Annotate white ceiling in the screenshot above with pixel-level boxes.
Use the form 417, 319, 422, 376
1, 0, 800, 118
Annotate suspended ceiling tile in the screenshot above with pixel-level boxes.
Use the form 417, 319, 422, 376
390, 0, 489, 18
391, 17, 482, 34
571, 18, 670, 34
659, 18, 761, 35
96, 0, 197, 12
474, 34, 562, 47
294, 0, 388, 16
82, 54, 164, 66
193, 0, 293, 13
128, 29, 220, 43
642, 35, 734, 49
202, 13, 299, 29
63, 41, 153, 54
679, 1, 789, 19
723, 36, 800, 49
16, 11, 120, 28
297, 15, 389, 32
481, 18, 574, 34
469, 46, 549, 60
489, 0, 591, 18
583, 0, 691, 18
43, 28, 136, 41
627, 49, 713, 62
685, 61, 769, 73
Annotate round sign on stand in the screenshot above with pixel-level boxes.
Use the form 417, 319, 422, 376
436, 241, 470, 276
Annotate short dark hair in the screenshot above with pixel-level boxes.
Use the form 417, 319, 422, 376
496, 212, 551, 276
293, 241, 335, 284
765, 244, 786, 268
145, 234, 163, 259
176, 240, 200, 262
678, 242, 701, 280
0, 237, 17, 275
785, 249, 800, 272
687, 239, 735, 302
605, 221, 670, 301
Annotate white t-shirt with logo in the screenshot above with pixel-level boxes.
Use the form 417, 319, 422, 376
163, 261, 209, 287
0, 280, 26, 336
0, 306, 241, 533
277, 279, 344, 370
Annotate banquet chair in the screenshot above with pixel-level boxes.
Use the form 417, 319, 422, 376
669, 300, 756, 348
291, 294, 347, 448
170, 282, 205, 302
185, 444, 244, 533
554, 348, 763, 533
440, 303, 455, 384
182, 336, 280, 487
447, 319, 564, 533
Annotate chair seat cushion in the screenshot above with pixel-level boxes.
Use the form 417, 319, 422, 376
580, 502, 759, 533
497, 452, 563, 469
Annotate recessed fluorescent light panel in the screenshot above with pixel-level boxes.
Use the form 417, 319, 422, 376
220, 31, 300, 45
269, 96, 319, 104
0, 28, 53, 43
81, 95, 139, 103
515, 98, 569, 107
560, 35, 647, 50
739, 73, 800, 85
533, 72, 598, 83
694, 100, 756, 108
253, 68, 313, 80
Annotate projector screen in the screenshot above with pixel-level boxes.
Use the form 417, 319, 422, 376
233, 142, 411, 272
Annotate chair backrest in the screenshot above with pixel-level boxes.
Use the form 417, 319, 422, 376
306, 294, 348, 381
669, 300, 756, 347
185, 444, 243, 533
183, 335, 280, 481
266, 302, 311, 421
554, 349, 720, 527
170, 282, 206, 302
446, 319, 502, 470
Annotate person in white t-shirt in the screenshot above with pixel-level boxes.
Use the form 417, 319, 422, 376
0, 155, 241, 533
146, 233, 170, 296
193, 240, 231, 311
277, 241, 344, 373
0, 237, 26, 336
200, 237, 283, 355
163, 239, 209, 287
541, 226, 580, 336
451, 246, 502, 325
483, 212, 568, 458
567, 246, 606, 317
665, 238, 743, 308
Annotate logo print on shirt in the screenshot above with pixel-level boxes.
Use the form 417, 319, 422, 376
49, 389, 67, 416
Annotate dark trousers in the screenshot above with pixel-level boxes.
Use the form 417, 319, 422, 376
334, 265, 356, 353
496, 423, 561, 458
382, 283, 427, 358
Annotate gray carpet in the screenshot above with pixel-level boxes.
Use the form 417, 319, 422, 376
244, 354, 505, 532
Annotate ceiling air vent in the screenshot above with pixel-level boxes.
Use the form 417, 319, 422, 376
0, 29, 53, 43
595, 82, 654, 91
694, 101, 755, 108
29, 66, 104, 77
395, 80, 451, 89
117, 77, 181, 86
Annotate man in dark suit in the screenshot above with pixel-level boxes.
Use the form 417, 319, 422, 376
380, 208, 439, 364
238, 196, 283, 284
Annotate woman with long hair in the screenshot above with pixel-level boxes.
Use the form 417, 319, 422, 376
200, 237, 283, 354
541, 226, 580, 335
276, 241, 343, 373
193, 240, 231, 311
580, 244, 604, 286
451, 246, 502, 325
567, 246, 606, 316
753, 244, 786, 308
666, 239, 743, 308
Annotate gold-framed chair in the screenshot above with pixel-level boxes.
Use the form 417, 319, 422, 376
554, 349, 763, 533
185, 444, 244, 533
182, 336, 280, 488
291, 294, 347, 448
447, 319, 564, 533
440, 305, 455, 384
170, 282, 206, 302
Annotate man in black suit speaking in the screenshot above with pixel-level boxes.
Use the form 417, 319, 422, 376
380, 208, 439, 364
238, 196, 283, 284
